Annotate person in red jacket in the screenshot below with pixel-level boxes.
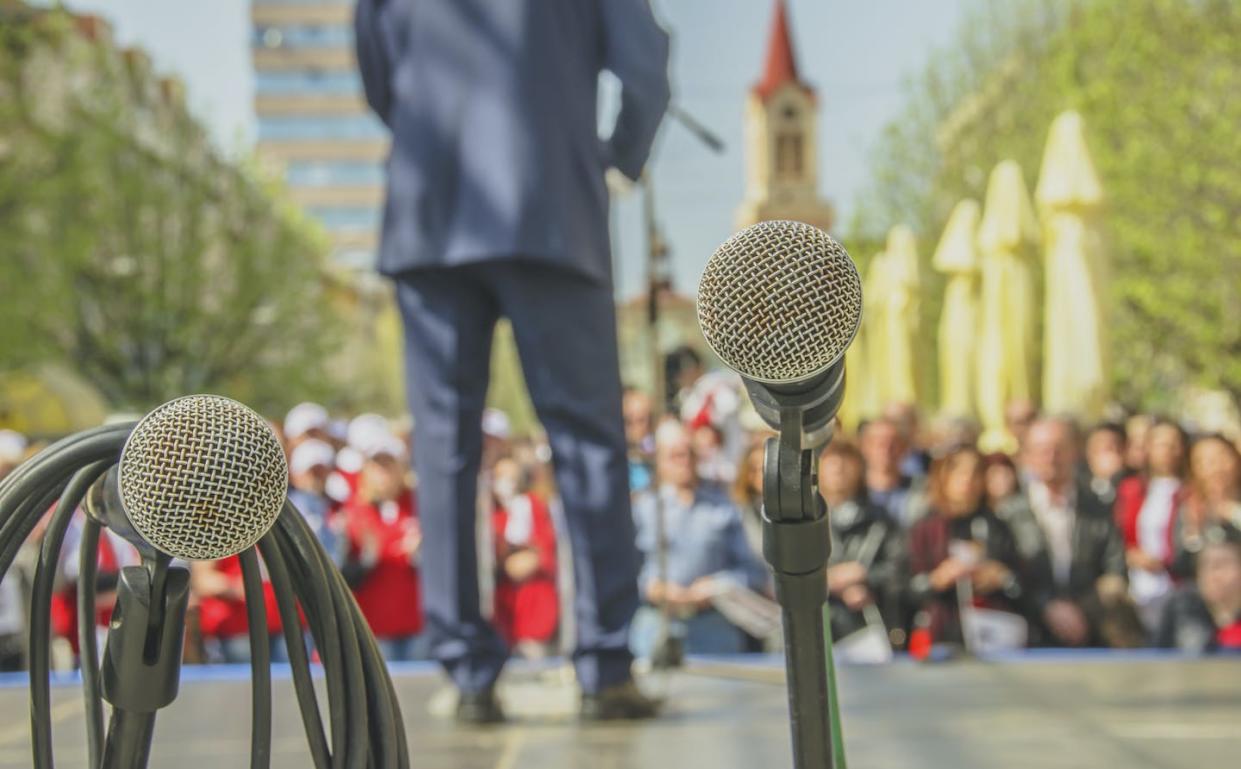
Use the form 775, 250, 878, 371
191, 553, 285, 664
1114, 418, 1189, 633
490, 457, 559, 659
341, 437, 426, 661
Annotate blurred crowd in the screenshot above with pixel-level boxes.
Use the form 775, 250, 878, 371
1, 350, 1240, 671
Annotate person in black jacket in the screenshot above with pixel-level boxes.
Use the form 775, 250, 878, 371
998, 417, 1143, 647
1157, 528, 1241, 653
819, 441, 904, 646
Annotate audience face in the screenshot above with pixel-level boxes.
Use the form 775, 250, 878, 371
1146, 423, 1186, 479
691, 424, 722, 459
1024, 419, 1077, 492
291, 464, 330, 495
1191, 438, 1241, 504
1126, 415, 1153, 472
1197, 542, 1241, 615
655, 424, 697, 491
1005, 399, 1037, 451
939, 451, 984, 518
491, 457, 522, 504
741, 443, 764, 499
623, 389, 653, 451
985, 461, 1018, 507
859, 419, 905, 485
819, 451, 863, 508
362, 453, 406, 503
1085, 428, 1126, 482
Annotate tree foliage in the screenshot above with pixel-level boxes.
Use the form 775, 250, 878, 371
0, 6, 344, 415
851, 0, 1241, 411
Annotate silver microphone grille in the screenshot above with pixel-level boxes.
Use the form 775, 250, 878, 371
696, 220, 863, 384
117, 395, 288, 560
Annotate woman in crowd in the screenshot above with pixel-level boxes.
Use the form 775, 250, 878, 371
1173, 434, 1241, 577
491, 457, 560, 659
1115, 418, 1189, 632
1157, 529, 1241, 654
906, 446, 1024, 647
731, 440, 766, 559
340, 437, 425, 662
819, 441, 904, 647
982, 452, 1020, 513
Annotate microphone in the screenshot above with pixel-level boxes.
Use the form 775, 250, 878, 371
696, 220, 861, 769
697, 219, 862, 449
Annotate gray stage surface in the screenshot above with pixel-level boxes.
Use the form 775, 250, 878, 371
0, 654, 1238, 768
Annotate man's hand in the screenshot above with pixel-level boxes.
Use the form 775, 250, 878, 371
827, 561, 868, 595
841, 584, 873, 612
686, 576, 718, 610
971, 560, 1013, 595
929, 558, 973, 592
503, 549, 541, 583
1043, 599, 1090, 646
1126, 548, 1163, 573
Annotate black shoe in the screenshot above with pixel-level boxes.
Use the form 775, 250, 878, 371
580, 680, 663, 721
456, 689, 505, 725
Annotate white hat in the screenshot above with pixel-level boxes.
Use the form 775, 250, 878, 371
482, 408, 511, 439
347, 413, 392, 454
289, 439, 336, 477
284, 402, 329, 441
0, 430, 27, 464
365, 435, 407, 462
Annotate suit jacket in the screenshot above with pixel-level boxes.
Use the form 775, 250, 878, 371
355, 0, 671, 283
998, 480, 1127, 613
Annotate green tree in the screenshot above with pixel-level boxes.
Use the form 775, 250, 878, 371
852, 0, 1241, 411
0, 5, 343, 415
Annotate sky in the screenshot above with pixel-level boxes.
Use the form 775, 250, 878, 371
55, 0, 974, 297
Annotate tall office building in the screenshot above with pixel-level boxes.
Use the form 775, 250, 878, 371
252, 0, 386, 270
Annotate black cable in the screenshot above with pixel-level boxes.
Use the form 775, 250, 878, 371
29, 461, 111, 769
274, 517, 347, 769
78, 518, 105, 769
257, 533, 332, 769
239, 548, 273, 769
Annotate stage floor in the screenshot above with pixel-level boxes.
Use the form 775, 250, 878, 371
0, 654, 1237, 768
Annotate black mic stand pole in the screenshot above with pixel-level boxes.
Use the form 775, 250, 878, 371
99, 551, 190, 769
762, 404, 835, 769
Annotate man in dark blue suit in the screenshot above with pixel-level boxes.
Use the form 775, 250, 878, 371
354, 0, 670, 722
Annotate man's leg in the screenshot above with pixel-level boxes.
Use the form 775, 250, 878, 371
394, 268, 508, 694
491, 263, 639, 695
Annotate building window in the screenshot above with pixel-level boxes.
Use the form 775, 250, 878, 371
775, 133, 803, 179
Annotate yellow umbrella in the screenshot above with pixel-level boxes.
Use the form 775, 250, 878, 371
932, 199, 982, 418
976, 161, 1040, 453
0, 364, 109, 437
878, 225, 921, 406
857, 250, 889, 425
1037, 110, 1108, 419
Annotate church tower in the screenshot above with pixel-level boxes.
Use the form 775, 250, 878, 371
736, 0, 835, 231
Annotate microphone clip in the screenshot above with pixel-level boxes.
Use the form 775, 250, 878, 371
101, 563, 191, 713
760, 407, 831, 578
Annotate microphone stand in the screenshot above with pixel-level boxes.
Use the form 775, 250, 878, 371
100, 551, 190, 769
761, 405, 841, 769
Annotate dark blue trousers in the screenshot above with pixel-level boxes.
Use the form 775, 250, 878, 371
394, 261, 638, 694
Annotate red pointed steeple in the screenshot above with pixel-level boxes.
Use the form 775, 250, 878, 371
754, 0, 812, 102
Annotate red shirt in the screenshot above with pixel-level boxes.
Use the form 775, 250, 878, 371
343, 491, 424, 639
492, 493, 559, 644
1114, 476, 1184, 564
197, 554, 284, 639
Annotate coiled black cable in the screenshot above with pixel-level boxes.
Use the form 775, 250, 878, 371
0, 423, 409, 768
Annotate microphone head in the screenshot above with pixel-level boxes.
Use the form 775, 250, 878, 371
697, 220, 863, 385
118, 395, 288, 561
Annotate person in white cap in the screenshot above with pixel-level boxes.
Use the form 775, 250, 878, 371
288, 439, 345, 566
283, 403, 331, 452
340, 437, 426, 662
